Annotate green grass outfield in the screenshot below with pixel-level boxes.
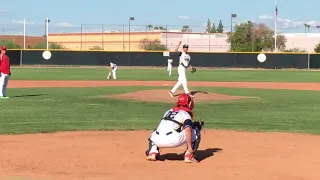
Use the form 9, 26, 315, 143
1, 67, 320, 135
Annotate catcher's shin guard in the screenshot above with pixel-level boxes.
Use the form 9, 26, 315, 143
192, 128, 201, 152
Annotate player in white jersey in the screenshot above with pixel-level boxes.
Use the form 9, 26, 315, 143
167, 56, 173, 76
169, 41, 194, 98
145, 93, 202, 163
107, 62, 118, 80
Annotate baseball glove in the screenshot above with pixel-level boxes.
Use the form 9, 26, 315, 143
191, 67, 197, 73
193, 119, 204, 131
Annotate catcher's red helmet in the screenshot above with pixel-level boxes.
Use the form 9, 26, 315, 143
176, 93, 195, 110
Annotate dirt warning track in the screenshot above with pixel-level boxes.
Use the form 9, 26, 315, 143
7, 80, 320, 91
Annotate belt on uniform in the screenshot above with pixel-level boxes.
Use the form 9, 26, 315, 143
156, 131, 173, 136
180, 63, 188, 68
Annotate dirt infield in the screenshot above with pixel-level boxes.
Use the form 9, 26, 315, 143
1, 131, 320, 180
1, 80, 320, 180
105, 89, 251, 103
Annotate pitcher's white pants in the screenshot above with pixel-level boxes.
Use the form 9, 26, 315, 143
110, 66, 117, 79
167, 64, 172, 76
149, 128, 199, 154
170, 66, 189, 94
0, 73, 9, 97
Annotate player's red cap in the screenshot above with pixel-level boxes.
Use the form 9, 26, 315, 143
1, 46, 6, 50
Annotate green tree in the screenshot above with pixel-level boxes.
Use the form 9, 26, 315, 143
227, 21, 255, 52
153, 26, 167, 30
227, 21, 286, 52
206, 19, 211, 33
253, 23, 274, 52
304, 24, 307, 33
314, 42, 320, 53
205, 19, 216, 33
32, 42, 65, 49
210, 22, 217, 33
275, 34, 287, 51
216, 20, 224, 33
90, 45, 104, 50
147, 24, 153, 31
181, 25, 190, 32
139, 38, 168, 51
0, 40, 21, 49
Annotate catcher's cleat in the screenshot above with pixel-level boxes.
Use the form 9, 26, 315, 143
146, 152, 158, 161
184, 153, 199, 163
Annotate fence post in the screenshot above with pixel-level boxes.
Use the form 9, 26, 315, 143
80, 24, 83, 50
102, 24, 104, 49
122, 24, 125, 51
166, 25, 168, 49
209, 33, 211, 52
307, 53, 310, 69
19, 50, 23, 67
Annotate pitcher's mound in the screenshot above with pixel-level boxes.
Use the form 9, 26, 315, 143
106, 89, 249, 103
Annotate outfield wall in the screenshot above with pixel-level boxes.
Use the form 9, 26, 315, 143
7, 50, 320, 69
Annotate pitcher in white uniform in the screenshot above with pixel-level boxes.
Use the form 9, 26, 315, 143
169, 41, 194, 98
167, 56, 173, 76
107, 62, 117, 79
145, 93, 202, 163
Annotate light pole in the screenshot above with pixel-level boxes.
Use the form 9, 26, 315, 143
45, 17, 51, 49
230, 14, 237, 51
128, 17, 134, 51
231, 14, 236, 33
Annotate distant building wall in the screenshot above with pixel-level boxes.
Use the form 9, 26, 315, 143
47, 32, 320, 52
284, 33, 320, 52
48, 32, 161, 51
160, 32, 230, 52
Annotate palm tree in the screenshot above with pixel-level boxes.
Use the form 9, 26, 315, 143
304, 24, 307, 33
182, 25, 189, 32
307, 25, 310, 33
154, 26, 159, 30
147, 24, 153, 31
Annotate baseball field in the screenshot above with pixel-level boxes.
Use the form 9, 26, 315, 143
1, 67, 320, 180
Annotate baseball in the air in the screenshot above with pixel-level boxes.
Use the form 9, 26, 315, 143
257, 53, 267, 63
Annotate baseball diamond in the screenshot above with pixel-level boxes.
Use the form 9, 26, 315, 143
0, 67, 320, 180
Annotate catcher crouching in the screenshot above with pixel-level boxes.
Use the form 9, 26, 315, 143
145, 93, 204, 163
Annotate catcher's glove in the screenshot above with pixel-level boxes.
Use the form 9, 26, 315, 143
191, 67, 197, 73
193, 119, 204, 131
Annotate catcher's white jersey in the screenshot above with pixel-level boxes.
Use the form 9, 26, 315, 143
178, 52, 191, 68
155, 108, 192, 133
149, 108, 198, 149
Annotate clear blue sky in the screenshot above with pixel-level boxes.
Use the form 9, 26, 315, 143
2, 0, 320, 35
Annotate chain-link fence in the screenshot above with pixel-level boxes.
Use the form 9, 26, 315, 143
1, 22, 320, 52
0, 23, 231, 52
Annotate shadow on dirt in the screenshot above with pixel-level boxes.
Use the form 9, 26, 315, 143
159, 148, 223, 162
